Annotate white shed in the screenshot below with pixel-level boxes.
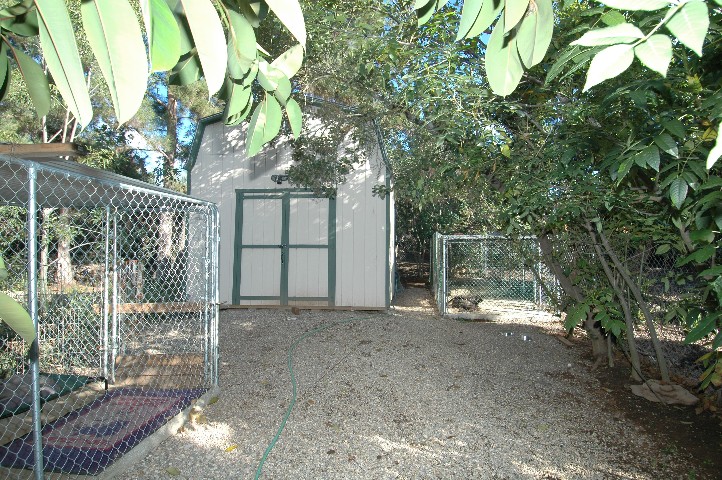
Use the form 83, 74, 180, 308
187, 99, 394, 309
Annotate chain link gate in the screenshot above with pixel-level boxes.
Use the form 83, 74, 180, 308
0, 154, 219, 478
431, 233, 557, 315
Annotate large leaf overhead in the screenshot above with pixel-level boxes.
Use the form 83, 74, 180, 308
140, 0, 181, 72
504, 0, 530, 34
178, 0, 227, 96
583, 43, 634, 91
666, 0, 709, 56
0, 292, 36, 346
463, 0, 504, 40
9, 45, 50, 118
516, 0, 554, 68
81, 0, 148, 125
285, 97, 302, 139
247, 95, 283, 157
265, 0, 306, 47
271, 44, 305, 79
34, 0, 92, 127
486, 12, 523, 96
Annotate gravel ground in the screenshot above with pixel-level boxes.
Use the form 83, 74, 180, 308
114, 289, 698, 480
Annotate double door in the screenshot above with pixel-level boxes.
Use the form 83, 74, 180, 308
232, 190, 335, 306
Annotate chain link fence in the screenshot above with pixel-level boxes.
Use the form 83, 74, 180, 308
0, 154, 218, 477
431, 233, 558, 315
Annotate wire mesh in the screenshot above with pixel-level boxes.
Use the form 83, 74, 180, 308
432, 233, 557, 315
0, 154, 218, 477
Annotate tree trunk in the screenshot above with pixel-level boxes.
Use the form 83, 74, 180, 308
155, 94, 179, 285
596, 225, 670, 383
56, 208, 73, 287
38, 208, 53, 296
538, 233, 606, 362
586, 222, 642, 381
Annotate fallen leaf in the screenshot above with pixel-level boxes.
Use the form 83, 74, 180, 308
166, 466, 181, 476
225, 444, 238, 452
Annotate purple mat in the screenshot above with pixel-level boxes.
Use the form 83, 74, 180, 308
0, 387, 206, 474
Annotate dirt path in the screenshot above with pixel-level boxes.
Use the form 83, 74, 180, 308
114, 286, 721, 479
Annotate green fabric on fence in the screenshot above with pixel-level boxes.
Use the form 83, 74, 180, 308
0, 373, 94, 419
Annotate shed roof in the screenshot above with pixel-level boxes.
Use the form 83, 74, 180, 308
186, 94, 392, 191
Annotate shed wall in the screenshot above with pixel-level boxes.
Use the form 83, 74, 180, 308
190, 120, 391, 308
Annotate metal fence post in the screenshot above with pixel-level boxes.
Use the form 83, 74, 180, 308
27, 165, 44, 479
441, 235, 447, 315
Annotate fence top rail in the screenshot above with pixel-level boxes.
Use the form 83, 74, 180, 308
436, 233, 537, 241
0, 154, 217, 210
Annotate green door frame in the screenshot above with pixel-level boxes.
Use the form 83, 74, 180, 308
232, 189, 336, 306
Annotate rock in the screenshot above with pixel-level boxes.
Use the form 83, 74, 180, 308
630, 380, 699, 406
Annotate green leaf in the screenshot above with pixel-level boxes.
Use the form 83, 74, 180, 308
632, 144, 660, 170
699, 266, 722, 277
546, 45, 587, 84
465, 0, 504, 39
261, 96, 282, 144
169, 51, 201, 85
571, 23, 644, 47
595, 0, 669, 11
617, 154, 634, 182
222, 81, 251, 124
669, 177, 688, 208
265, 0, 306, 46
690, 229, 715, 244
273, 74, 292, 106
417, 0, 449, 26
684, 313, 718, 344
247, 95, 283, 157
0, 45, 8, 101
666, 0, 709, 56
271, 44, 304, 79
286, 97, 302, 139
600, 10, 625, 26
582, 43, 634, 92
81, 0, 148, 125
707, 134, 722, 170
0, 6, 38, 36
486, 11, 523, 96
0, 292, 36, 345
504, 0, 530, 34
713, 331, 722, 350
565, 302, 589, 331
257, 60, 285, 92
653, 132, 678, 159
457, 0, 484, 40
179, 0, 227, 96
0, 63, 8, 103
655, 244, 671, 255
226, 8, 256, 80
140, 0, 181, 72
9, 44, 50, 118
662, 118, 685, 138
516, 0, 553, 68
634, 34, 672, 77
35, 0, 93, 127
236, 0, 268, 28
678, 244, 715, 266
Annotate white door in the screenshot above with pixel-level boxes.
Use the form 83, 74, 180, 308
233, 191, 334, 306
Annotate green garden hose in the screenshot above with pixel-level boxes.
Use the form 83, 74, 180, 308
254, 317, 363, 479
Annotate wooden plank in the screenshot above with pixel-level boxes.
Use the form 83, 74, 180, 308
93, 302, 205, 314
0, 143, 82, 158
